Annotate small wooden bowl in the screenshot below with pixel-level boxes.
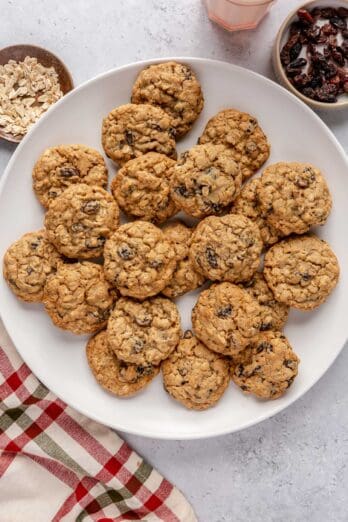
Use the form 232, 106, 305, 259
0, 44, 74, 143
273, 0, 348, 111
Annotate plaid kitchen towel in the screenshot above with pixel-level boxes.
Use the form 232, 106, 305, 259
0, 321, 197, 522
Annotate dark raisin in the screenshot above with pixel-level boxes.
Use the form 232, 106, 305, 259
236, 364, 244, 377
210, 202, 224, 214
305, 25, 321, 42
300, 272, 313, 281
183, 330, 193, 339
181, 65, 193, 80
338, 7, 348, 18
315, 84, 338, 102
289, 21, 304, 36
260, 322, 272, 331
205, 247, 218, 269
280, 34, 300, 66
293, 73, 310, 87
178, 367, 188, 377
311, 7, 322, 19
341, 41, 348, 58
329, 74, 341, 86
325, 62, 338, 79
320, 8, 338, 19
174, 185, 191, 198
30, 240, 41, 249
136, 365, 153, 376
321, 23, 338, 36
342, 27, 348, 38
295, 177, 311, 188
256, 342, 273, 353
331, 48, 345, 66
283, 359, 296, 370
59, 167, 79, 178
344, 81, 348, 93
290, 42, 303, 62
168, 127, 176, 138
286, 376, 295, 388
26, 266, 34, 275
308, 75, 323, 89
330, 16, 347, 30
81, 200, 100, 214
217, 305, 232, 318
297, 8, 314, 24
240, 385, 248, 391
289, 57, 307, 69
117, 245, 135, 260
125, 130, 134, 146
149, 259, 163, 269
133, 339, 144, 353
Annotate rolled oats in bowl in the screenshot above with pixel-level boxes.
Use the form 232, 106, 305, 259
0, 56, 63, 138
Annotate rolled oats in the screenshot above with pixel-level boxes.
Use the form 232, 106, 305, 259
0, 56, 63, 137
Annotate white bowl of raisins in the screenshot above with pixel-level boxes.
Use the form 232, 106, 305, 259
273, 1, 348, 109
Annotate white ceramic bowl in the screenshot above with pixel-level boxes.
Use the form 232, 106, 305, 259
273, 0, 348, 110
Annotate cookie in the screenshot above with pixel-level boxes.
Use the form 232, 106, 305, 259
192, 282, 262, 356
257, 162, 332, 235
232, 178, 281, 246
86, 330, 159, 397
264, 235, 339, 311
198, 109, 270, 180
45, 184, 119, 259
162, 330, 230, 410
3, 229, 62, 303
107, 296, 181, 366
103, 221, 177, 299
111, 152, 177, 224
232, 331, 300, 400
43, 262, 116, 334
161, 220, 205, 298
171, 144, 242, 218
131, 61, 204, 138
101, 103, 176, 165
32, 144, 108, 209
240, 272, 289, 332
189, 214, 262, 283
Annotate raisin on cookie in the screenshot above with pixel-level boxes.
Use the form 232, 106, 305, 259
107, 296, 181, 366
240, 272, 289, 332
103, 221, 177, 299
257, 162, 332, 235
171, 144, 242, 218
161, 220, 205, 298
86, 330, 159, 397
232, 178, 281, 246
3, 229, 62, 303
32, 144, 108, 209
111, 152, 177, 224
101, 103, 176, 165
189, 214, 262, 283
162, 330, 230, 410
232, 331, 300, 400
198, 109, 270, 180
192, 282, 262, 356
264, 235, 339, 311
45, 184, 119, 259
131, 61, 204, 138
43, 262, 116, 335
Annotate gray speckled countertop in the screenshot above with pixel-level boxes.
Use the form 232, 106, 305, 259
1, 1, 348, 520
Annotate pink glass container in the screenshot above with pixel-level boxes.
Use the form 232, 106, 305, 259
204, 0, 275, 32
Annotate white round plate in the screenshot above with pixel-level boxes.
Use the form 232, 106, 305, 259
0, 58, 347, 439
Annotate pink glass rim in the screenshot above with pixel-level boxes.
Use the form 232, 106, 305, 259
221, 0, 273, 6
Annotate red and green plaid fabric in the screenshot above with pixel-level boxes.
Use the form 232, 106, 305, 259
0, 322, 196, 522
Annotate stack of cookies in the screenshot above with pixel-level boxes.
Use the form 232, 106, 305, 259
3, 61, 340, 411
